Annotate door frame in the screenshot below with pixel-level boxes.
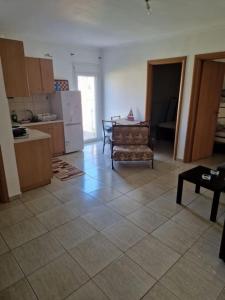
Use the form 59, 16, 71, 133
145, 56, 187, 160
184, 51, 225, 162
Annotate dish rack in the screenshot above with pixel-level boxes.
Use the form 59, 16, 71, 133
37, 113, 57, 122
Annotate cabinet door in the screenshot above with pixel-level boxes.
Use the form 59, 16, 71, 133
51, 123, 65, 156
0, 38, 29, 97
27, 124, 53, 155
26, 57, 42, 94
40, 58, 54, 93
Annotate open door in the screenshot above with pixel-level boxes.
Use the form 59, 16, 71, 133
192, 61, 225, 161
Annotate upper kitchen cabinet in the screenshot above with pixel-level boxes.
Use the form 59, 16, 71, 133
0, 38, 29, 97
40, 58, 54, 93
26, 57, 54, 94
26, 57, 42, 94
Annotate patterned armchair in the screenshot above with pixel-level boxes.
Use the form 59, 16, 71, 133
111, 125, 154, 169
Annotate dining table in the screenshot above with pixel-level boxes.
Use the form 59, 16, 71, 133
114, 118, 141, 125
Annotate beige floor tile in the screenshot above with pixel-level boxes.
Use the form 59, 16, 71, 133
163, 187, 199, 206
44, 177, 72, 193
69, 233, 122, 276
37, 205, 79, 230
53, 185, 90, 203
0, 217, 47, 249
142, 283, 180, 300
161, 257, 224, 300
21, 187, 51, 202
94, 255, 155, 300
28, 253, 89, 300
0, 204, 33, 229
201, 224, 223, 248
218, 288, 225, 300
102, 219, 146, 251
0, 235, 8, 255
24, 194, 61, 215
67, 280, 108, 300
0, 199, 22, 212
171, 209, 210, 236
152, 220, 199, 254
188, 195, 225, 221
63, 199, 100, 217
147, 195, 183, 218
0, 253, 24, 291
107, 195, 142, 216
13, 232, 65, 275
89, 187, 122, 202
127, 207, 168, 233
184, 237, 225, 283
0, 279, 37, 300
126, 188, 157, 205
113, 181, 138, 194
82, 205, 122, 230
127, 236, 180, 280
52, 218, 97, 249
140, 181, 173, 196
71, 177, 104, 193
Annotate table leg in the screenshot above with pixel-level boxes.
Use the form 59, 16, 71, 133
210, 191, 221, 222
176, 176, 183, 205
195, 184, 200, 194
219, 218, 225, 261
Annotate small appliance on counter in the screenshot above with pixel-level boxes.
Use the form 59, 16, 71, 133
12, 126, 28, 139
37, 113, 57, 122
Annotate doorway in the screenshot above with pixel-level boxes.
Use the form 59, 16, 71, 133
145, 57, 186, 160
184, 52, 225, 162
77, 75, 97, 142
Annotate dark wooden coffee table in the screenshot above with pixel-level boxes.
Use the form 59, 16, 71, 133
176, 165, 225, 222
220, 218, 225, 262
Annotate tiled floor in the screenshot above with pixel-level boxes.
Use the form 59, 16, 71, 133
0, 141, 225, 299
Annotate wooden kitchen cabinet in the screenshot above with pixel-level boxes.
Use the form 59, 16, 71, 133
26, 57, 54, 94
40, 58, 54, 93
26, 57, 42, 94
51, 123, 65, 156
14, 138, 52, 192
27, 122, 65, 156
0, 38, 29, 97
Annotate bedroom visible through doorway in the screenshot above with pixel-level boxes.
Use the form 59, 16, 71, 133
145, 57, 186, 160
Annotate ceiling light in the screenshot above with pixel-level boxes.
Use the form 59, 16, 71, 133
145, 0, 152, 15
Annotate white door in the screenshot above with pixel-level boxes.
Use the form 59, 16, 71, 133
77, 76, 97, 142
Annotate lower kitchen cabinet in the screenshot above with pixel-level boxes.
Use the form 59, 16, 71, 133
27, 122, 65, 156
14, 137, 52, 192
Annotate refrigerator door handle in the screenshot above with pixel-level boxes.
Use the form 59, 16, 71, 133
65, 123, 81, 126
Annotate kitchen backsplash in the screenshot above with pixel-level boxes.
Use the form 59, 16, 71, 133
8, 95, 51, 121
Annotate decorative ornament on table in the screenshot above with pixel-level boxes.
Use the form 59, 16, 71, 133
127, 109, 134, 121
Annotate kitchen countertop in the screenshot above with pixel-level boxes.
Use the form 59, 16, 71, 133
22, 120, 64, 126
14, 129, 50, 144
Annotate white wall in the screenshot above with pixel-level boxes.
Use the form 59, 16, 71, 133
103, 25, 225, 159
0, 60, 21, 197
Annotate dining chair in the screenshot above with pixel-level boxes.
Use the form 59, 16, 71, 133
102, 120, 115, 153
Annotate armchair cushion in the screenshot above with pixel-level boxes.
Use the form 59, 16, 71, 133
113, 145, 153, 161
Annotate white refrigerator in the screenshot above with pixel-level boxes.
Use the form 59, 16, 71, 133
50, 91, 84, 153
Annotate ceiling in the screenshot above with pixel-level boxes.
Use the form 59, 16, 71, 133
0, 0, 225, 48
